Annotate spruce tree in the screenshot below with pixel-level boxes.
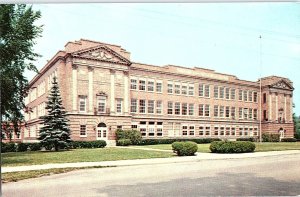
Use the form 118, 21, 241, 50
38, 76, 71, 151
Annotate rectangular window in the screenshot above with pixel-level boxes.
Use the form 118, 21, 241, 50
239, 108, 243, 119
130, 79, 137, 90
231, 107, 235, 119
226, 127, 230, 135
243, 90, 248, 101
225, 106, 230, 118
175, 84, 181, 94
182, 126, 188, 136
220, 106, 224, 118
199, 104, 204, 116
97, 96, 106, 113
188, 104, 194, 116
130, 99, 137, 113
205, 126, 211, 136
205, 105, 210, 117
214, 126, 219, 136
253, 92, 258, 102
214, 105, 219, 117
239, 89, 243, 101
263, 93, 267, 103
79, 96, 86, 112
249, 91, 253, 102
214, 86, 219, 98
230, 89, 235, 100
188, 85, 194, 96
175, 102, 181, 115
131, 125, 138, 129
80, 125, 87, 136
182, 103, 187, 115
140, 128, 146, 136
220, 127, 225, 135
139, 100, 146, 113
225, 88, 230, 99
139, 80, 146, 91
253, 109, 258, 120
199, 126, 204, 135
205, 85, 210, 98
157, 128, 163, 137
231, 127, 236, 136
249, 108, 253, 119
219, 87, 224, 99
168, 102, 173, 115
156, 100, 162, 114
239, 127, 243, 136
148, 127, 155, 136
148, 100, 154, 113
263, 110, 267, 120
199, 84, 204, 97
167, 83, 173, 94
243, 108, 248, 119
156, 81, 162, 93
181, 85, 187, 95
116, 99, 123, 113
147, 81, 154, 92
189, 126, 195, 136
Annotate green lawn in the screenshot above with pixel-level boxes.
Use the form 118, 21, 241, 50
136, 142, 300, 153
1, 147, 173, 167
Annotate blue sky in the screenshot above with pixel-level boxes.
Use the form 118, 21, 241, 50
27, 3, 300, 114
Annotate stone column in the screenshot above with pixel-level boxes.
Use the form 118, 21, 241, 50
72, 65, 78, 112
275, 94, 278, 121
123, 71, 129, 115
290, 95, 293, 122
110, 69, 115, 114
284, 95, 287, 121
88, 66, 94, 114
269, 94, 272, 121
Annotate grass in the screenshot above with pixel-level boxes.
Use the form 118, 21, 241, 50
1, 147, 173, 167
2, 166, 109, 183
135, 142, 300, 153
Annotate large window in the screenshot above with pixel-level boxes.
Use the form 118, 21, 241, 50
220, 106, 224, 118
230, 89, 235, 100
253, 92, 258, 102
139, 80, 146, 91
225, 106, 230, 118
156, 81, 162, 93
181, 84, 187, 95
188, 85, 194, 96
130, 99, 137, 113
167, 83, 173, 94
97, 96, 106, 113
231, 107, 235, 119
175, 84, 181, 94
147, 81, 154, 92
189, 126, 195, 136
156, 100, 162, 114
205, 85, 210, 98
168, 102, 173, 115
80, 125, 87, 136
79, 96, 86, 112
249, 91, 253, 102
239, 89, 243, 101
148, 100, 154, 113
205, 105, 210, 117
249, 108, 253, 119
214, 105, 219, 117
225, 88, 230, 99
239, 107, 243, 119
243, 90, 248, 101
199, 84, 204, 97
139, 100, 146, 113
182, 103, 187, 115
253, 109, 258, 120
130, 79, 137, 90
175, 102, 181, 115
116, 99, 123, 113
219, 87, 224, 99
188, 104, 194, 115
214, 86, 219, 98
243, 108, 248, 119
263, 93, 267, 103
199, 104, 204, 116
182, 125, 188, 136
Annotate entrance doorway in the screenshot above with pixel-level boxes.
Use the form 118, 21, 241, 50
96, 122, 107, 140
279, 127, 285, 140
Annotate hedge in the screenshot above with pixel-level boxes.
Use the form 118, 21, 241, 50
117, 139, 131, 146
137, 138, 221, 145
69, 140, 106, 149
236, 137, 256, 142
280, 138, 297, 142
1, 142, 42, 153
262, 133, 280, 142
209, 141, 256, 153
172, 141, 198, 156
116, 129, 142, 145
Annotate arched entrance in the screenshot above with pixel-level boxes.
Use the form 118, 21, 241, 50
96, 122, 107, 140
278, 127, 285, 139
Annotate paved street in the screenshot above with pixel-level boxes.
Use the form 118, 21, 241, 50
3, 153, 300, 197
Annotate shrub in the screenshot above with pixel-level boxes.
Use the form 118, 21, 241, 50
237, 137, 256, 142
116, 129, 142, 145
172, 141, 198, 156
210, 141, 255, 153
138, 138, 221, 145
69, 140, 106, 149
281, 138, 297, 142
117, 139, 132, 146
29, 143, 42, 151
17, 143, 30, 152
1, 142, 16, 153
262, 133, 280, 142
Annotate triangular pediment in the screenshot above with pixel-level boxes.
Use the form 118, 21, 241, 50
270, 79, 294, 90
71, 45, 131, 65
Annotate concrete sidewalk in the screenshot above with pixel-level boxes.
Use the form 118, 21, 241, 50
3, 150, 300, 173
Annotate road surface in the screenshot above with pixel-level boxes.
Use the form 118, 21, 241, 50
3, 153, 300, 196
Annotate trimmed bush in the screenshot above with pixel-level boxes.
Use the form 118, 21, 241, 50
138, 138, 221, 145
262, 133, 280, 142
281, 138, 297, 142
116, 129, 142, 145
172, 141, 198, 156
29, 143, 42, 151
237, 137, 256, 142
117, 139, 132, 146
1, 142, 16, 153
69, 140, 106, 149
210, 141, 255, 153
17, 143, 30, 152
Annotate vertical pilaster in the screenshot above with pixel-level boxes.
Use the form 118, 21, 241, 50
88, 66, 94, 113
110, 69, 115, 114
124, 71, 129, 115
269, 94, 272, 121
290, 95, 293, 122
275, 94, 278, 121
284, 95, 287, 121
72, 65, 78, 111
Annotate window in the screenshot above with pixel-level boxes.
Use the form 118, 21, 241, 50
139, 80, 146, 91
230, 89, 235, 100
225, 106, 230, 118
130, 79, 137, 90
182, 126, 188, 136
231, 107, 235, 119
243, 90, 248, 101
205, 126, 211, 136
188, 85, 194, 96
175, 102, 181, 115
225, 88, 230, 99
249, 91, 253, 102
219, 87, 224, 99
139, 100, 146, 113
199, 126, 204, 135
231, 127, 236, 136
130, 99, 137, 113
205, 105, 210, 117
80, 125, 86, 136
156, 100, 162, 114
239, 89, 243, 101
263, 110, 267, 120
263, 93, 267, 103
205, 85, 210, 98
239, 108, 243, 119
189, 126, 195, 136
117, 125, 122, 129
131, 125, 138, 129
239, 127, 243, 136
175, 84, 181, 94
199, 84, 204, 97
244, 128, 249, 136
214, 127, 219, 136
253, 109, 258, 120
226, 127, 230, 135
116, 99, 122, 113
97, 96, 106, 113
79, 96, 86, 112
140, 128, 146, 136
156, 81, 162, 93
188, 104, 194, 115
249, 108, 253, 119
167, 102, 173, 115
243, 108, 248, 119
167, 83, 173, 94
199, 104, 204, 116
253, 92, 258, 102
157, 128, 163, 137
148, 127, 155, 136
214, 86, 219, 98
147, 81, 154, 92
181, 85, 187, 95
220, 106, 224, 118
220, 127, 225, 135
148, 100, 154, 113
214, 105, 219, 117
182, 103, 187, 115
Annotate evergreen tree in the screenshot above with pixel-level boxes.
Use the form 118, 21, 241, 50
38, 77, 71, 151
